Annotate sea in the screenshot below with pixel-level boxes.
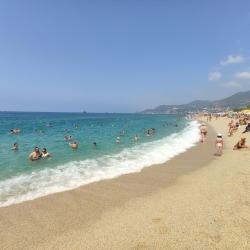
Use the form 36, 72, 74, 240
0, 112, 200, 207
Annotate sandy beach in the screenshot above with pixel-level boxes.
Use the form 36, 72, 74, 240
0, 117, 250, 250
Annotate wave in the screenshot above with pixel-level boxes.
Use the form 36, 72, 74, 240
0, 120, 200, 207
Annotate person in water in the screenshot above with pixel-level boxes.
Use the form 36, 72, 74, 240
10, 128, 21, 134
134, 134, 139, 142
92, 142, 97, 148
12, 142, 18, 150
69, 142, 78, 149
28, 147, 41, 161
119, 130, 125, 136
215, 133, 224, 156
199, 123, 208, 143
64, 135, 72, 141
116, 137, 121, 144
41, 148, 52, 158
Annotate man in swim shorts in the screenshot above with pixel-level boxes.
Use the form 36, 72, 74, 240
28, 147, 41, 161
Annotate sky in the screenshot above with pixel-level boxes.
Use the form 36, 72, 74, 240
1, 0, 250, 112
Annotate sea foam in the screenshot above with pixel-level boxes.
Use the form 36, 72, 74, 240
0, 121, 200, 207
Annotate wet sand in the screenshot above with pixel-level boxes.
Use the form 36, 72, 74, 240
1, 118, 250, 249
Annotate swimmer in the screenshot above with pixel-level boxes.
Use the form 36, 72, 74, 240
116, 137, 121, 144
35, 129, 44, 134
146, 129, 153, 136
41, 148, 52, 158
10, 128, 21, 134
28, 147, 41, 161
134, 134, 139, 142
45, 123, 53, 127
74, 124, 80, 129
12, 142, 18, 150
119, 130, 125, 136
64, 135, 72, 141
92, 142, 97, 148
69, 142, 78, 149
215, 133, 224, 156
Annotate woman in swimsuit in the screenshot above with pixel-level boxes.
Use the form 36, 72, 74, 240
200, 123, 208, 143
215, 134, 224, 156
41, 148, 52, 158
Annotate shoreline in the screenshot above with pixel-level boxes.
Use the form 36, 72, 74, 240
1, 117, 250, 249
0, 122, 216, 249
0, 120, 199, 208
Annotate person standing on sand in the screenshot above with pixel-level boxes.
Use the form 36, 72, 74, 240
200, 123, 208, 143
215, 133, 224, 156
228, 120, 234, 136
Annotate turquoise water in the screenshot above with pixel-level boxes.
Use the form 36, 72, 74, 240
0, 112, 200, 207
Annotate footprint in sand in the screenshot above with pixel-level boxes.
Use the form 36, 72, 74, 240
158, 225, 169, 234
152, 217, 169, 234
152, 217, 162, 224
132, 242, 149, 250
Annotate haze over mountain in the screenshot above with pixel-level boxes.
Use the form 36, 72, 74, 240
141, 91, 250, 114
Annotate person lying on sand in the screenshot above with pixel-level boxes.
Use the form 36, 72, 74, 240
233, 138, 248, 150
215, 133, 223, 156
199, 123, 207, 143
28, 147, 41, 161
242, 123, 250, 134
69, 142, 78, 149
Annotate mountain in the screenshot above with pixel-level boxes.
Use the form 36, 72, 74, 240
141, 91, 250, 114
214, 91, 250, 108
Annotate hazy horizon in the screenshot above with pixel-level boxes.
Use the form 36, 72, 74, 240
1, 1, 250, 112
0, 90, 249, 113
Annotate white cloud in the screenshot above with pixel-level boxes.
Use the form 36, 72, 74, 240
221, 81, 242, 88
220, 55, 245, 65
208, 71, 221, 81
235, 71, 250, 79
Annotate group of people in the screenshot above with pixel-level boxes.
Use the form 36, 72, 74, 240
145, 128, 156, 137
200, 113, 249, 156
228, 120, 240, 136
9, 124, 147, 162
199, 123, 223, 156
28, 147, 51, 161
